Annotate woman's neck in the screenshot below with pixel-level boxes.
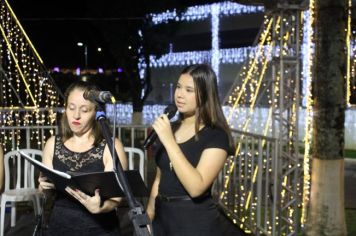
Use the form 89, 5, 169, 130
71, 130, 93, 143
64, 130, 95, 153
182, 114, 196, 125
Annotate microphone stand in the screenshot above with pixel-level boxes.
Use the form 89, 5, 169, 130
32, 193, 46, 236
95, 106, 152, 236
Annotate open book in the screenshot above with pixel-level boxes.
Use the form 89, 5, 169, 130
19, 150, 148, 199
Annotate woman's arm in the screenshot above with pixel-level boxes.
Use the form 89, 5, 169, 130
146, 168, 161, 220
38, 136, 56, 191
153, 115, 227, 198
100, 138, 128, 213
167, 146, 226, 197
0, 147, 4, 192
103, 138, 128, 172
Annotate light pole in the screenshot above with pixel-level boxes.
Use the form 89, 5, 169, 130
77, 42, 88, 69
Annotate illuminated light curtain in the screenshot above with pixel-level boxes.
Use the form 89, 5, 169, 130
211, 3, 220, 83
0, 0, 63, 152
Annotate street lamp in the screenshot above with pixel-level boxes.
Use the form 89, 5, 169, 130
77, 42, 88, 69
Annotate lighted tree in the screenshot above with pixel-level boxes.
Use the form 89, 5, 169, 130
305, 0, 347, 235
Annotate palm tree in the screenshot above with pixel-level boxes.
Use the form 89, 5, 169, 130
305, 0, 347, 235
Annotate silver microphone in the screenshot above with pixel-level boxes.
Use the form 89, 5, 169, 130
83, 90, 113, 103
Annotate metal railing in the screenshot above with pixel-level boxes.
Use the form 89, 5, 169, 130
0, 124, 151, 182
1, 124, 302, 235
215, 129, 280, 235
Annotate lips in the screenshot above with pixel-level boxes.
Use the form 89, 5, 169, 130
72, 121, 81, 125
176, 101, 184, 107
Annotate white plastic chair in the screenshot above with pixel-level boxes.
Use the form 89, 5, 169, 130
124, 147, 145, 182
0, 149, 43, 236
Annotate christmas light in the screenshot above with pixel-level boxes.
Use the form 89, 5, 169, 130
0, 0, 60, 152
150, 2, 264, 25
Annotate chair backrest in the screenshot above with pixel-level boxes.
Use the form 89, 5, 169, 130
124, 147, 145, 181
4, 149, 42, 191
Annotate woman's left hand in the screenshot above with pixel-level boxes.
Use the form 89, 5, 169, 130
65, 186, 102, 214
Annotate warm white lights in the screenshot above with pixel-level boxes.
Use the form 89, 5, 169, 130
0, 0, 60, 152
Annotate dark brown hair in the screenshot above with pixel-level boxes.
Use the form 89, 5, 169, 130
178, 64, 234, 151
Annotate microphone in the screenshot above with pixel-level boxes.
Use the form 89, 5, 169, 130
143, 104, 177, 149
83, 90, 113, 103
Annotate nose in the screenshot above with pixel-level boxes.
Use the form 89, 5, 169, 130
175, 88, 183, 98
73, 109, 81, 120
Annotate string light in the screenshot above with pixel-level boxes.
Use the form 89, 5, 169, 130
0, 0, 61, 152
211, 3, 220, 82
301, 1, 314, 226
150, 2, 264, 25
139, 2, 264, 83
346, 0, 352, 105
148, 47, 255, 68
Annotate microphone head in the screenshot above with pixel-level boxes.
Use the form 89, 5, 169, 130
164, 104, 177, 119
83, 90, 96, 101
83, 90, 112, 103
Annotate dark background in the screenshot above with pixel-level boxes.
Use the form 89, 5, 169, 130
8, 0, 355, 104
9, 0, 224, 69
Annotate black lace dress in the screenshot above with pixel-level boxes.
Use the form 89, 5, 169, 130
46, 136, 120, 236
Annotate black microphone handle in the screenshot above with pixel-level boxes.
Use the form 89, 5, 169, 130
143, 129, 157, 149
143, 104, 177, 149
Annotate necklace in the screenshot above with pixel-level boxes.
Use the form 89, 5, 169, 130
174, 123, 195, 143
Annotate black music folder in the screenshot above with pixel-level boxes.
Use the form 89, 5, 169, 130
19, 150, 148, 199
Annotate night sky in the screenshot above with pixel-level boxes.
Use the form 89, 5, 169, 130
8, 0, 221, 69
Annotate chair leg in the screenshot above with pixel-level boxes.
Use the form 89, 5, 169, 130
0, 200, 6, 236
10, 202, 16, 227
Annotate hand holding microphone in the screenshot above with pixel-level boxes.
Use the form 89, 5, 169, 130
143, 104, 177, 149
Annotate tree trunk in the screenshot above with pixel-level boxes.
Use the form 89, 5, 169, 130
306, 0, 347, 235
307, 159, 346, 235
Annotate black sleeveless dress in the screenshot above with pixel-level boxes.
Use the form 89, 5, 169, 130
46, 136, 120, 236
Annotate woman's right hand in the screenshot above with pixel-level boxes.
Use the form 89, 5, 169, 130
38, 176, 55, 191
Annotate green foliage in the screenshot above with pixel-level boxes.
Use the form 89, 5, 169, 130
345, 149, 356, 159
346, 209, 356, 235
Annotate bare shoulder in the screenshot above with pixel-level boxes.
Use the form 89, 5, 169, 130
42, 136, 56, 164
0, 146, 3, 164
44, 136, 56, 150
45, 136, 56, 146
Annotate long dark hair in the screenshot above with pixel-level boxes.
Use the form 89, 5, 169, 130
178, 64, 234, 150
60, 81, 103, 146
